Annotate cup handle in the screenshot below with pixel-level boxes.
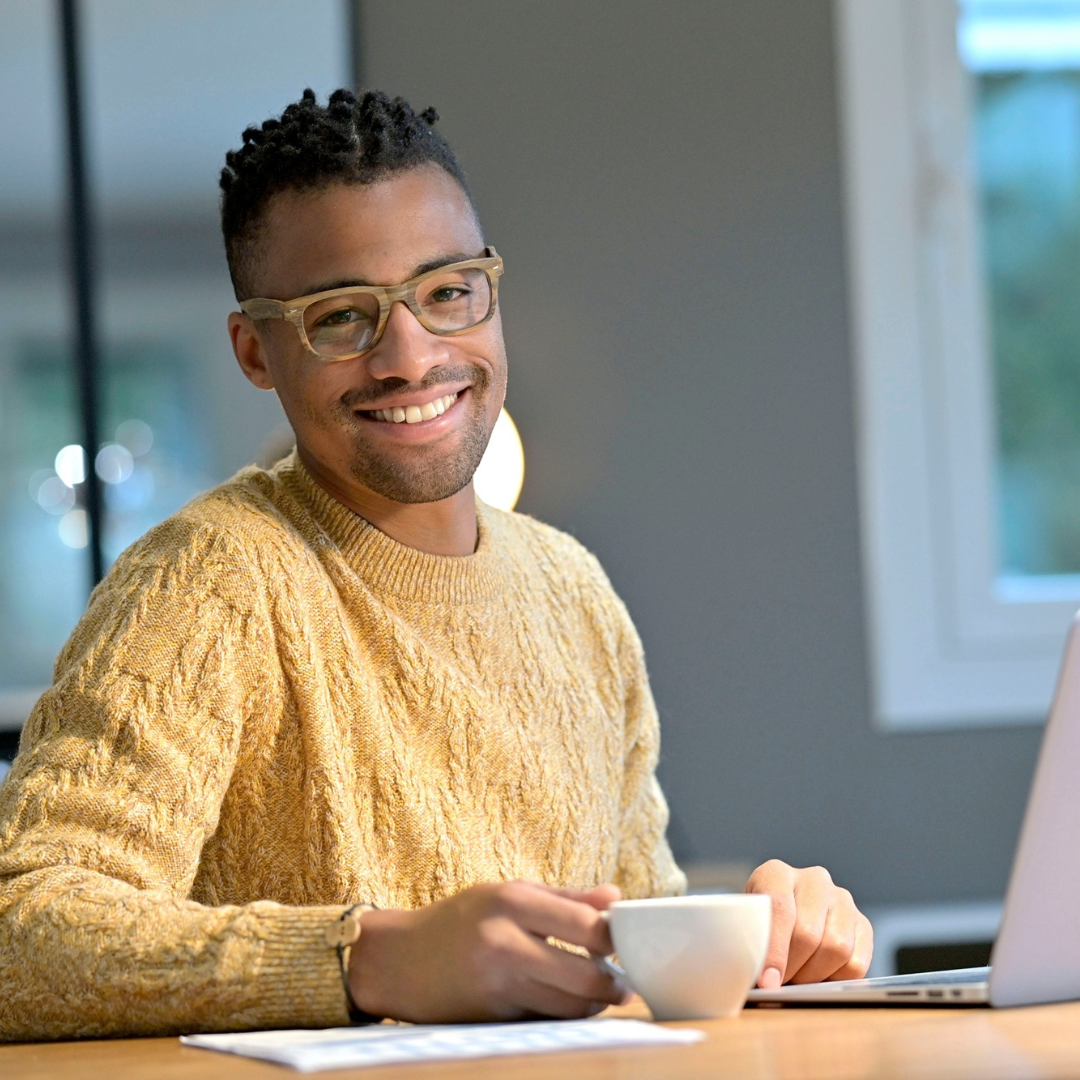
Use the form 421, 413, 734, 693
598, 956, 629, 980
598, 910, 631, 984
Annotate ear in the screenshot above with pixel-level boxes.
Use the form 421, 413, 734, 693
229, 311, 275, 391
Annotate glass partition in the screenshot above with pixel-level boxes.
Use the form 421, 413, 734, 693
1, 0, 350, 743
0, 2, 84, 710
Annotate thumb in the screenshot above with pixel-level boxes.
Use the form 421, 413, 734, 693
755, 891, 796, 988
745, 861, 798, 988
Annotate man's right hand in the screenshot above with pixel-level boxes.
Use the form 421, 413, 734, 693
347, 881, 630, 1023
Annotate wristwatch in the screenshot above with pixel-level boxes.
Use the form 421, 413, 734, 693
325, 903, 383, 1024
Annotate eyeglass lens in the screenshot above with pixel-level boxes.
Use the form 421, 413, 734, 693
304, 266, 494, 357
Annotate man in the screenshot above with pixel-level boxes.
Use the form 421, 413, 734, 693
0, 89, 871, 1040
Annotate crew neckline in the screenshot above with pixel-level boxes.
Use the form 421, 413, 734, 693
277, 452, 508, 604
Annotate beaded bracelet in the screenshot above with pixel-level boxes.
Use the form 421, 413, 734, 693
324, 902, 383, 1024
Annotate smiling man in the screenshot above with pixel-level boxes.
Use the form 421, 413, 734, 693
228, 171, 505, 557
0, 90, 870, 1040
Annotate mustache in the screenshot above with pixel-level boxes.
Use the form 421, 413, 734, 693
338, 366, 487, 410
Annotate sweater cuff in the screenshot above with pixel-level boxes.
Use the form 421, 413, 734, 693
239, 903, 354, 1030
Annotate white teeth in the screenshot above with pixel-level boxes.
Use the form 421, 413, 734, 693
372, 392, 459, 423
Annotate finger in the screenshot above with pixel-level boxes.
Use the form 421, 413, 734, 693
825, 912, 874, 982
526, 939, 631, 1006
491, 928, 628, 1018
745, 860, 797, 988
788, 886, 858, 984
539, 883, 623, 910
497, 883, 615, 956
517, 978, 614, 1020
780, 866, 836, 980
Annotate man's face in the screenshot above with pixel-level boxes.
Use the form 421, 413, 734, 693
239, 167, 507, 505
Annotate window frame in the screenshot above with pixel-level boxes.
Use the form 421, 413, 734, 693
836, 0, 1080, 731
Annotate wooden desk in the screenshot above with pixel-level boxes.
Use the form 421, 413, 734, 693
3, 998, 1080, 1079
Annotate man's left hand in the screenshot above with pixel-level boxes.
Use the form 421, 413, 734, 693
745, 860, 873, 988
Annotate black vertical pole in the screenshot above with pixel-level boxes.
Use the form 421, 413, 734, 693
58, 0, 105, 588
348, 0, 364, 91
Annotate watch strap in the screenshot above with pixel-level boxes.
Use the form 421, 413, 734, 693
325, 902, 383, 1024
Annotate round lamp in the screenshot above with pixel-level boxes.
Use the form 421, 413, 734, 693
473, 408, 525, 511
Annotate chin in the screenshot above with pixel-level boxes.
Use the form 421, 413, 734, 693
349, 450, 484, 505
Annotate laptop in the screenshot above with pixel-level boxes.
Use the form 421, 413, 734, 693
747, 611, 1080, 1008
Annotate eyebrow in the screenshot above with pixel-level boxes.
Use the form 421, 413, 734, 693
302, 252, 481, 296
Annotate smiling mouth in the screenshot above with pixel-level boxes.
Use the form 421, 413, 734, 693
361, 392, 460, 424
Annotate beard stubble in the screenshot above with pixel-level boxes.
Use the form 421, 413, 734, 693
333, 364, 498, 505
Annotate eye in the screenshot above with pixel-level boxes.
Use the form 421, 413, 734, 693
428, 284, 472, 304
314, 306, 373, 329
430, 285, 470, 302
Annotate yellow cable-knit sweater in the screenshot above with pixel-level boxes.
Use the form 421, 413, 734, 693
0, 453, 684, 1041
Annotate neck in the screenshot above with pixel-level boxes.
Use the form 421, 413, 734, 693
297, 447, 479, 557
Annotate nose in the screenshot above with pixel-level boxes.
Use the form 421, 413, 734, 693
365, 300, 449, 383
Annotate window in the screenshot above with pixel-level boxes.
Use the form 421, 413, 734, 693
836, 0, 1080, 729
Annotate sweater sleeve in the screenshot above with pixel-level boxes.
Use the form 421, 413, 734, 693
0, 520, 350, 1041
607, 597, 687, 900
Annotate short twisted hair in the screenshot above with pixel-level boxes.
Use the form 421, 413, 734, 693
220, 88, 475, 299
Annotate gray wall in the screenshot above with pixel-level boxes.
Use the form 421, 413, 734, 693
365, 0, 1043, 906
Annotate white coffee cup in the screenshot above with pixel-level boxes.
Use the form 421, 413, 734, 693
607, 894, 772, 1020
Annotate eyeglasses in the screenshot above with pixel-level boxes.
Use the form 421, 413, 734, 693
240, 248, 504, 362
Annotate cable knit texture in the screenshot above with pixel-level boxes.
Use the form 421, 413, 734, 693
0, 453, 684, 1041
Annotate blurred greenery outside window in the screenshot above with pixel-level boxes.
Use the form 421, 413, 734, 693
962, 1, 1080, 575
